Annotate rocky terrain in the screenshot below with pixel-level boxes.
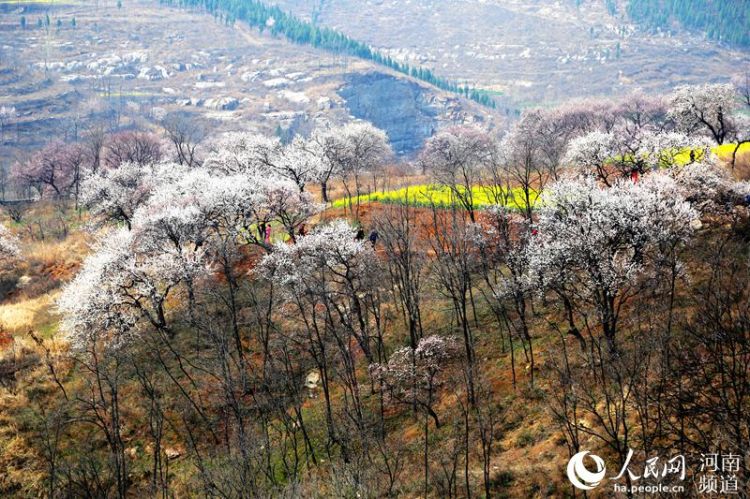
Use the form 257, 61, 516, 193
339, 72, 476, 153
0, 0, 499, 166
272, 0, 750, 104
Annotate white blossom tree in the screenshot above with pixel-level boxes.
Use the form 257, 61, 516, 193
311, 122, 391, 203
202, 132, 280, 176
258, 219, 382, 362
81, 162, 188, 229
668, 83, 739, 145
636, 131, 700, 170
66, 155, 324, 350
136, 166, 321, 249
668, 159, 750, 211
58, 227, 208, 349
258, 221, 380, 359
335, 122, 392, 196
421, 126, 495, 221
528, 175, 697, 353
258, 220, 383, 457
565, 130, 699, 185
563, 131, 616, 184
263, 180, 322, 242
272, 137, 325, 193
0, 223, 19, 260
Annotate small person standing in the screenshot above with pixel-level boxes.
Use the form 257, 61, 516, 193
356, 227, 365, 241
369, 229, 379, 247
265, 225, 272, 244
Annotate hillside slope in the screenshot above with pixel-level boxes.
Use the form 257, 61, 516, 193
0, 0, 500, 162
271, 0, 750, 104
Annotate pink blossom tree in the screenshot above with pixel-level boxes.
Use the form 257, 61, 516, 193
369, 335, 459, 494
12, 142, 89, 198
369, 335, 459, 428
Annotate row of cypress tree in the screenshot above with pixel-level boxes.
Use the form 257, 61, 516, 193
162, 0, 498, 108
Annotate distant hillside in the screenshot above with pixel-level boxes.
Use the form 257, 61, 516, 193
0, 0, 499, 165
627, 0, 750, 48
161, 0, 498, 108
268, 0, 750, 104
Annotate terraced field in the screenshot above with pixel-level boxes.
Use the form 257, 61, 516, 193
272, 0, 750, 105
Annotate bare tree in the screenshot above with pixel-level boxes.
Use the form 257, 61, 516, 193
103, 130, 163, 169
0, 106, 17, 145
374, 199, 426, 349
161, 113, 204, 167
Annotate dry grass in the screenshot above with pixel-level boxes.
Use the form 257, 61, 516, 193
728, 149, 750, 180
0, 203, 92, 339
0, 291, 60, 337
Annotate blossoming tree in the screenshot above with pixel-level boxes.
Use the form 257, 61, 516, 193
0, 223, 19, 260
527, 175, 697, 352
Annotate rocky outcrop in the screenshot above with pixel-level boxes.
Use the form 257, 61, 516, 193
204, 97, 239, 110
338, 72, 476, 155
339, 72, 435, 155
